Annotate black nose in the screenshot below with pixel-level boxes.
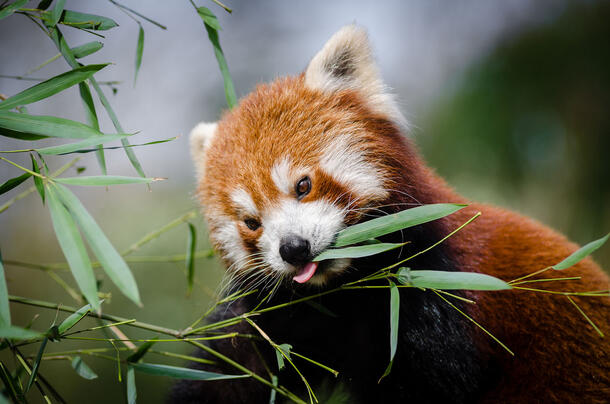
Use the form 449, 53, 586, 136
279, 235, 311, 265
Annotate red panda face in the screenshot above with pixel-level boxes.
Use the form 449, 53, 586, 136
191, 26, 407, 288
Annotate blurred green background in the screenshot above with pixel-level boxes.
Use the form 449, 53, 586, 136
1, 0, 609, 402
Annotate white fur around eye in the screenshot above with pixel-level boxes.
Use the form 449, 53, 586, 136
271, 157, 292, 195
230, 188, 258, 217
320, 135, 388, 201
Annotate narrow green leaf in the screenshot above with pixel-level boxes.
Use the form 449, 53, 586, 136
47, 27, 106, 174
275, 343, 292, 371
53, 184, 141, 306
71, 41, 104, 59
0, 326, 43, 340
0, 251, 10, 327
0, 64, 109, 111
196, 6, 237, 108
30, 154, 45, 204
50, 0, 66, 27
55, 175, 162, 186
0, 361, 21, 403
186, 223, 197, 294
379, 281, 399, 382
127, 365, 137, 404
25, 337, 48, 393
46, 186, 99, 310
58, 303, 92, 334
314, 242, 405, 262
134, 25, 144, 85
42, 10, 118, 30
0, 172, 31, 196
127, 340, 157, 364
131, 362, 249, 380
49, 26, 145, 177
0, 111, 106, 139
334, 204, 467, 248
553, 233, 610, 270
89, 67, 146, 178
62, 136, 178, 155
0, 0, 28, 21
397, 268, 511, 291
71, 356, 98, 380
269, 374, 278, 404
36, 133, 132, 155
196, 7, 221, 31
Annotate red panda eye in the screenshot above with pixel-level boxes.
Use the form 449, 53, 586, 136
244, 218, 261, 231
295, 176, 311, 199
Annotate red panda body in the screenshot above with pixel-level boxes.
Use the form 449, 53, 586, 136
174, 26, 610, 403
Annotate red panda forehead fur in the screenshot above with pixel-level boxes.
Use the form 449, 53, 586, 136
199, 75, 402, 223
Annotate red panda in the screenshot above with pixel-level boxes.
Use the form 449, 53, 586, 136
172, 25, 610, 403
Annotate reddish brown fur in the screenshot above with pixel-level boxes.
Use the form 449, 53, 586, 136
198, 73, 609, 401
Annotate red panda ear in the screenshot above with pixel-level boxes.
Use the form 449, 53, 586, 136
305, 25, 406, 128
190, 121, 218, 179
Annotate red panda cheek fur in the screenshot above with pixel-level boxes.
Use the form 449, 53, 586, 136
176, 25, 610, 404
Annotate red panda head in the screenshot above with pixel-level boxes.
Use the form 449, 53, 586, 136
191, 26, 410, 288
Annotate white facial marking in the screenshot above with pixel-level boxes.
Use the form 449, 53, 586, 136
271, 157, 292, 194
320, 135, 388, 200
207, 213, 248, 267
230, 188, 258, 217
258, 198, 350, 283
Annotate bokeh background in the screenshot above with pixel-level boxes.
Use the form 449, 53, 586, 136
1, 0, 609, 402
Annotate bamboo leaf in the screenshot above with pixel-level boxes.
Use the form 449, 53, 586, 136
0, 0, 27, 21
131, 362, 249, 380
58, 303, 92, 334
46, 185, 99, 309
0, 172, 31, 196
127, 365, 137, 404
0, 111, 106, 139
196, 6, 237, 108
134, 25, 144, 85
0, 64, 109, 111
48, 27, 107, 174
0, 361, 21, 403
25, 337, 48, 393
379, 281, 399, 382
55, 175, 163, 186
553, 233, 610, 270
50, 0, 66, 27
71, 41, 104, 59
42, 10, 118, 30
53, 184, 141, 306
314, 242, 405, 262
397, 268, 511, 291
0, 326, 43, 340
61, 135, 178, 154
0, 251, 10, 328
30, 154, 45, 204
186, 223, 196, 294
127, 339, 157, 364
71, 356, 98, 380
36, 133, 132, 155
275, 343, 292, 371
334, 204, 467, 248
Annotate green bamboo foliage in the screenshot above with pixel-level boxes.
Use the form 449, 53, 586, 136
1, 3, 608, 403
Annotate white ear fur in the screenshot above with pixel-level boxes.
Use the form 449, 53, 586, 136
305, 25, 406, 128
190, 121, 217, 179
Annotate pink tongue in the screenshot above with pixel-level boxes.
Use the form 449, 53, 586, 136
293, 262, 318, 284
